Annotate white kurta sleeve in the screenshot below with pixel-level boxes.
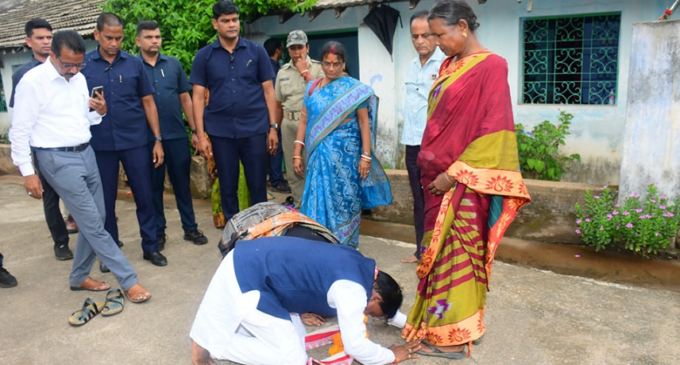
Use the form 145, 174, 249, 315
328, 280, 395, 365
388, 310, 407, 328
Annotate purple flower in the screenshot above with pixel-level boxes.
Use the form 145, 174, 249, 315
626, 223, 633, 228
631, 193, 639, 198
576, 219, 582, 224
655, 232, 661, 237
599, 226, 604, 230
651, 199, 656, 203
664, 212, 675, 218
647, 215, 653, 219
585, 218, 591, 222
639, 215, 646, 219
603, 185, 608, 188
654, 184, 658, 188
612, 210, 619, 215
594, 196, 600, 199
616, 225, 620, 229
623, 211, 629, 216
635, 209, 643, 213
660, 195, 667, 200
607, 214, 613, 219
615, 204, 620, 208
575, 229, 581, 234
660, 205, 666, 210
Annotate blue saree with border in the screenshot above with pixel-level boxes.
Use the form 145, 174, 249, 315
301, 76, 392, 247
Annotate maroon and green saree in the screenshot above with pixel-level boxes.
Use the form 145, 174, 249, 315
402, 51, 531, 351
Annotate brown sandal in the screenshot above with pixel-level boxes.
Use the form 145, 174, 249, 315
70, 277, 111, 292
125, 284, 151, 303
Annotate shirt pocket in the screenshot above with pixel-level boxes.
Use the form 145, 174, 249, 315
119, 73, 140, 98
405, 81, 419, 96
281, 78, 304, 98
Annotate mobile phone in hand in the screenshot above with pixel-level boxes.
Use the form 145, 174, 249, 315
89, 86, 104, 112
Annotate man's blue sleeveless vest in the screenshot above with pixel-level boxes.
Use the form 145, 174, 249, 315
233, 237, 376, 320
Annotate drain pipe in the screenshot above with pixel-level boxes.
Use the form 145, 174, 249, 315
659, 0, 680, 20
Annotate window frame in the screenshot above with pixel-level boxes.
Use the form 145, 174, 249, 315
520, 12, 622, 106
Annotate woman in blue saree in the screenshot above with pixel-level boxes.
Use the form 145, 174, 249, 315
293, 41, 392, 247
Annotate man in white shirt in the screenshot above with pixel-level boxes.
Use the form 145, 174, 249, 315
401, 11, 446, 264
9, 30, 151, 302
190, 237, 422, 365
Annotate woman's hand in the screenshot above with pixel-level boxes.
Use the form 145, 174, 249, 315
427, 172, 456, 196
359, 159, 370, 179
294, 157, 305, 176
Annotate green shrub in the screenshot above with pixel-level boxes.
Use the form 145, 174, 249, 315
0, 128, 9, 145
574, 184, 680, 256
515, 111, 580, 181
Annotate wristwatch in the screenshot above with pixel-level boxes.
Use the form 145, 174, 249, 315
155, 135, 163, 142
270, 124, 279, 131
190, 129, 197, 134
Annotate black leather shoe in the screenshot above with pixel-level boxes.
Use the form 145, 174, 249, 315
0, 267, 18, 288
184, 230, 208, 245
54, 244, 74, 261
143, 251, 168, 266
157, 234, 167, 252
270, 180, 292, 193
100, 261, 110, 273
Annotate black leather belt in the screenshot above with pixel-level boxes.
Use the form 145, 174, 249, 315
32, 142, 90, 152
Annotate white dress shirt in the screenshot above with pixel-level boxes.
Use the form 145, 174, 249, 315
9, 57, 102, 176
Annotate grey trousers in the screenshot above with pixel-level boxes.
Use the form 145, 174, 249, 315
34, 146, 138, 290
281, 117, 306, 207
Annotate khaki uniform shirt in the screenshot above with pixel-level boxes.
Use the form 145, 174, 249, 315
275, 57, 324, 114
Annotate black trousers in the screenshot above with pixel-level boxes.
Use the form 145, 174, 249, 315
211, 133, 268, 221
148, 138, 197, 235
406, 145, 425, 258
33, 155, 69, 248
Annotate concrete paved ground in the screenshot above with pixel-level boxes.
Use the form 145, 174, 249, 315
0, 177, 679, 365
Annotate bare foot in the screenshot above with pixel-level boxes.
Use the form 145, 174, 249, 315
420, 342, 466, 353
192, 340, 217, 365
400, 255, 418, 264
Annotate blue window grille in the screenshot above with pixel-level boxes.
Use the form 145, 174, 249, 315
522, 13, 621, 105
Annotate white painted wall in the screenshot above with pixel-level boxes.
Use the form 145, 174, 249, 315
247, 0, 672, 182
619, 19, 680, 199
471, 0, 668, 184
0, 49, 32, 131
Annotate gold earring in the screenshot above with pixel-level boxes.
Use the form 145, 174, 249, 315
463, 32, 468, 38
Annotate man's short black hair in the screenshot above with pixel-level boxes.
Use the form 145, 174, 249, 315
51, 30, 86, 58
213, 0, 240, 20
375, 271, 403, 320
263, 38, 282, 57
25, 18, 52, 38
136, 20, 159, 36
96, 13, 124, 31
409, 10, 430, 27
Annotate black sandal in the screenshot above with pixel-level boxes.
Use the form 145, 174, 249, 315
68, 298, 103, 327
102, 289, 124, 317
